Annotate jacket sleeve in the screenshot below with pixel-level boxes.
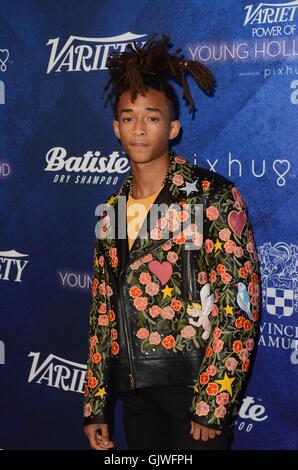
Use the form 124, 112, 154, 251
83, 237, 113, 425
190, 183, 261, 432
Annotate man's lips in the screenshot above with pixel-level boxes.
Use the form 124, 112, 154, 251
131, 143, 149, 146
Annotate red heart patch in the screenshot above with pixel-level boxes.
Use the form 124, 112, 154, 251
227, 210, 247, 239
148, 260, 173, 286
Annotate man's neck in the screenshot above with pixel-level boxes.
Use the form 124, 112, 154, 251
129, 151, 170, 199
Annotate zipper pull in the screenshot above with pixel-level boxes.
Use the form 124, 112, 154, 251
129, 373, 135, 389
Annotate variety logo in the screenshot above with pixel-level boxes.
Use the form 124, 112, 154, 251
28, 352, 86, 393
244, 1, 298, 26
44, 147, 130, 186
189, 1, 298, 68
46, 32, 147, 73
0, 250, 29, 283
243, 0, 298, 41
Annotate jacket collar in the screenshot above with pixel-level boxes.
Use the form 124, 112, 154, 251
102, 150, 198, 276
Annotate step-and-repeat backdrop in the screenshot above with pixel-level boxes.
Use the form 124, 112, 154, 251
1, 0, 297, 450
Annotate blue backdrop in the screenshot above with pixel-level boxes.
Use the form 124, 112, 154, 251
0, 0, 297, 450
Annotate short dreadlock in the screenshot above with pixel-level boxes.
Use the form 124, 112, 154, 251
102, 34, 216, 120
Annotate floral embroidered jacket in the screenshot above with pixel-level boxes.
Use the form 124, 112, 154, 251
83, 150, 261, 432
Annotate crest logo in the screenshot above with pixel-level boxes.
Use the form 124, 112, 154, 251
266, 276, 294, 318
258, 242, 298, 319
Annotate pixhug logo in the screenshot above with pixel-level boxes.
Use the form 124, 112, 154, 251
0, 49, 9, 72
192, 154, 291, 187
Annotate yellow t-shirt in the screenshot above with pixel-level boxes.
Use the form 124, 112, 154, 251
127, 185, 164, 251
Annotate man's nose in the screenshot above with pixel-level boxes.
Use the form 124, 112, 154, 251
133, 118, 145, 135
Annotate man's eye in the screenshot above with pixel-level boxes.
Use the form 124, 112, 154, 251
122, 117, 132, 122
148, 117, 159, 122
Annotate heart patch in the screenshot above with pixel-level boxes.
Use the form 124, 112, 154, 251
227, 210, 247, 239
148, 260, 173, 285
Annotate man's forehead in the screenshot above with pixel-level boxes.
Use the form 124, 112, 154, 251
119, 88, 168, 109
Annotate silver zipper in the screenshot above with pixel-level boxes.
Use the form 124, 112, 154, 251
102, 251, 136, 390
118, 269, 136, 389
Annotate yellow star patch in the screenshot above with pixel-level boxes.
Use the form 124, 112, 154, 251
94, 387, 107, 398
214, 239, 223, 251
215, 373, 235, 396
224, 304, 233, 315
161, 284, 173, 299
107, 195, 117, 206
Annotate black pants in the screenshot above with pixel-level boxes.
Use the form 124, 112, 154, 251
120, 386, 230, 450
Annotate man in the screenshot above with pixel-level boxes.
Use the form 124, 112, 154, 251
83, 35, 261, 450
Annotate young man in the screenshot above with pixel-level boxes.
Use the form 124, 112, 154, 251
83, 36, 261, 450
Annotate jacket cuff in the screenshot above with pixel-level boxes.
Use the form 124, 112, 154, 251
83, 414, 108, 426
189, 411, 234, 434
190, 412, 222, 430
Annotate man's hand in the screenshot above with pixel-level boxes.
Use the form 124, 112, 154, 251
190, 421, 222, 441
84, 423, 114, 451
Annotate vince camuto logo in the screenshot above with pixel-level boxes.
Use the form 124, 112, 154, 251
46, 32, 147, 73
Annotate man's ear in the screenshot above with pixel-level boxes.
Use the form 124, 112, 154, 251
169, 120, 181, 140
113, 119, 120, 139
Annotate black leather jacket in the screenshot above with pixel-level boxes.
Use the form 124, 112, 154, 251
83, 151, 261, 432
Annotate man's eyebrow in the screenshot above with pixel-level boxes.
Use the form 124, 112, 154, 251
145, 107, 163, 114
120, 107, 163, 115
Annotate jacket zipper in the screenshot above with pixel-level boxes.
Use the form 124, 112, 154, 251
183, 246, 197, 303
102, 250, 136, 390
118, 269, 136, 389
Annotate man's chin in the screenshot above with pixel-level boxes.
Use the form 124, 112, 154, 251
127, 151, 153, 163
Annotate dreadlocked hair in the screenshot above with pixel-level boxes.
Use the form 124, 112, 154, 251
102, 33, 216, 120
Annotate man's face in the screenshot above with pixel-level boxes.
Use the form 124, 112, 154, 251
113, 87, 180, 164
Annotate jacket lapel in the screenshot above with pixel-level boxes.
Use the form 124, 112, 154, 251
101, 150, 199, 277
